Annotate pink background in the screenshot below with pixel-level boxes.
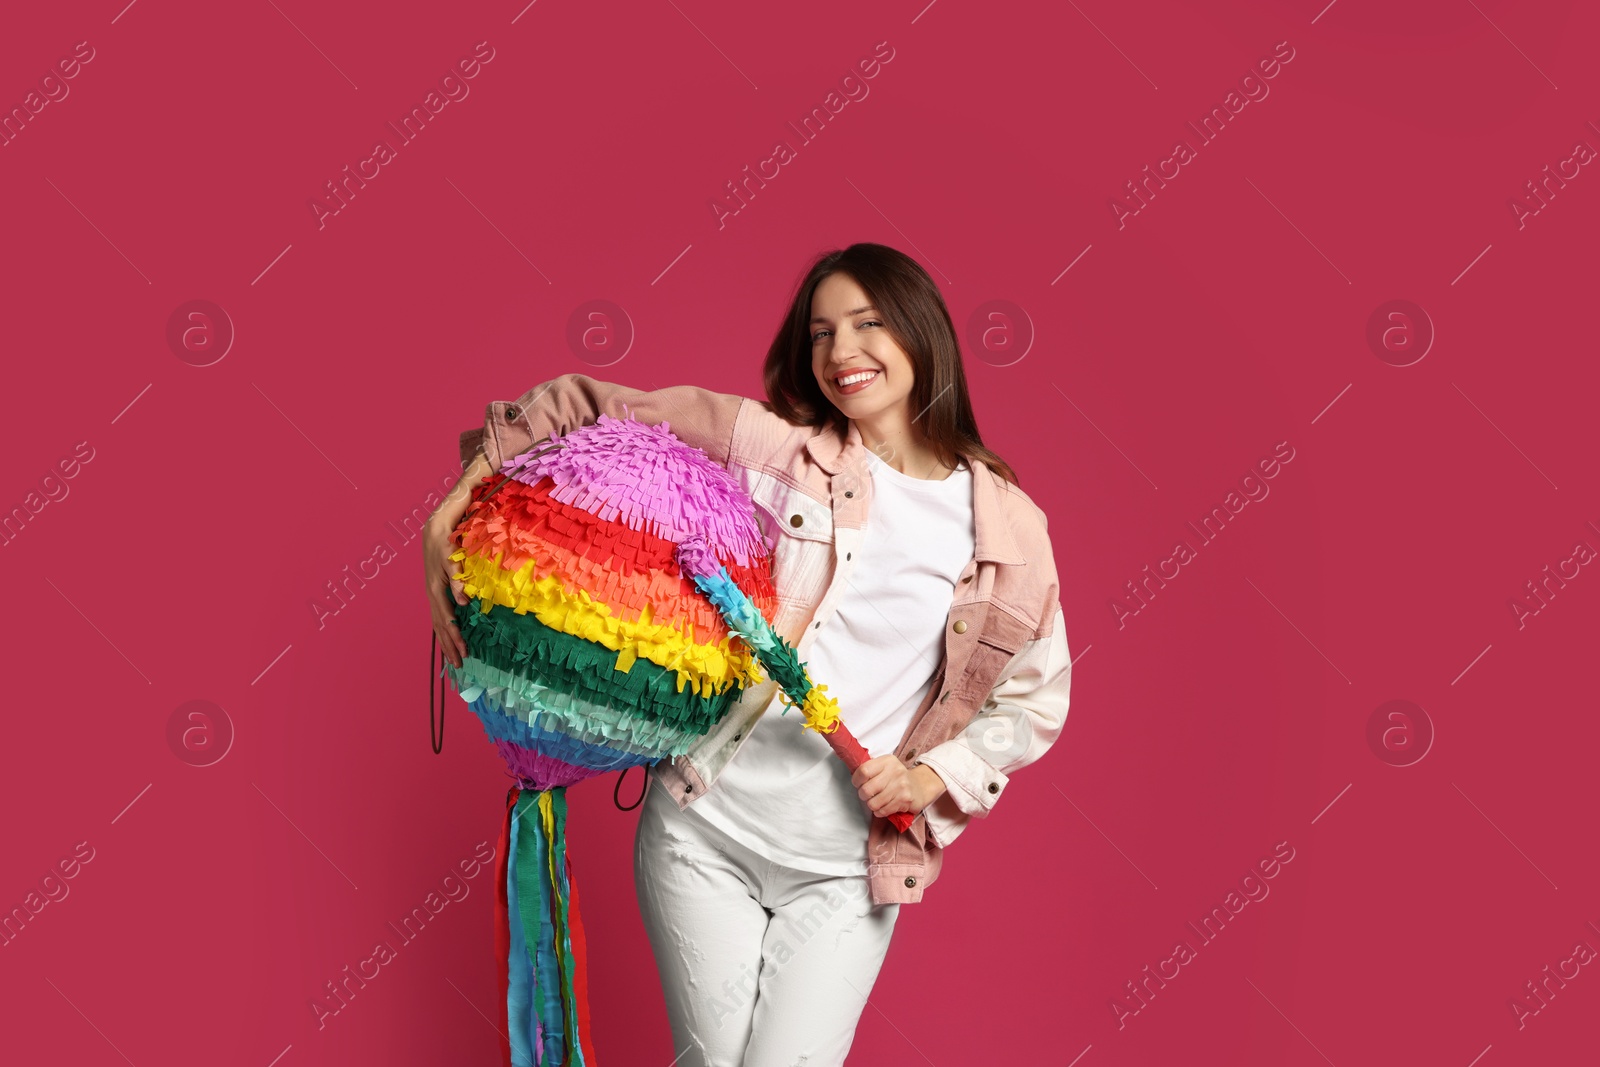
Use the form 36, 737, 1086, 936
3, 1, 1597, 1064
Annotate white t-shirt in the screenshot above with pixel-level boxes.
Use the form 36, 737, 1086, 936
684, 449, 976, 875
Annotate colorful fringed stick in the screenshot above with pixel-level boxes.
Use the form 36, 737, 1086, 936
674, 533, 916, 833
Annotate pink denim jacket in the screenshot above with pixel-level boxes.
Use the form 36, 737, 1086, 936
459, 373, 1073, 905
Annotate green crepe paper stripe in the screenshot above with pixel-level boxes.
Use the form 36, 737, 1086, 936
455, 661, 693, 757
454, 599, 739, 735
448, 658, 705, 758
454, 600, 735, 733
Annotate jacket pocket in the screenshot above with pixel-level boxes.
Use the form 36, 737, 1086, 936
953, 610, 1032, 705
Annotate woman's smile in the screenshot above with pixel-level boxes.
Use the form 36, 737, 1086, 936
832, 368, 880, 395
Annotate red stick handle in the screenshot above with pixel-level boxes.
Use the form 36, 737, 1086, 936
817, 721, 916, 833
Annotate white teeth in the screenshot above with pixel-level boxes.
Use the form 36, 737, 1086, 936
836, 370, 878, 386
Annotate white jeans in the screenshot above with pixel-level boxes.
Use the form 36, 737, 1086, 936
633, 778, 901, 1066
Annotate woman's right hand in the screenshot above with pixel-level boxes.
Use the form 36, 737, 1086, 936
427, 450, 493, 669
426, 520, 469, 669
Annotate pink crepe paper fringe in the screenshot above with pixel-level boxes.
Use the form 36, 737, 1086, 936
506, 413, 768, 568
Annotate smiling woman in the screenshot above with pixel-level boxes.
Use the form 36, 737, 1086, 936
765, 245, 1019, 486
429, 241, 1070, 1067
806, 278, 961, 480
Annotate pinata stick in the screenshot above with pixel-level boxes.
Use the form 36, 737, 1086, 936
802, 709, 916, 832
676, 536, 916, 834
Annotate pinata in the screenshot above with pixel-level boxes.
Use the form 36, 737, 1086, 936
443, 411, 910, 1067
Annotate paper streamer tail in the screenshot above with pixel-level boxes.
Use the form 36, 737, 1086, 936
500, 786, 599, 1066
495, 789, 516, 1067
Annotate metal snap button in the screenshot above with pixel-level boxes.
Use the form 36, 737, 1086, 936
952, 620, 968, 634
733, 733, 742, 742
844, 490, 854, 498
684, 784, 693, 793
504, 404, 520, 421
905, 748, 917, 761
789, 514, 804, 527
846, 552, 852, 561
904, 875, 916, 888
987, 782, 999, 794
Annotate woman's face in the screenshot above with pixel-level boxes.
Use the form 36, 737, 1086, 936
809, 272, 916, 424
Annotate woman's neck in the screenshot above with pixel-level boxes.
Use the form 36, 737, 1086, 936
853, 413, 955, 481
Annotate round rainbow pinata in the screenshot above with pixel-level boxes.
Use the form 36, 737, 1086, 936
442, 412, 776, 1067
447, 412, 777, 790
442, 411, 907, 1066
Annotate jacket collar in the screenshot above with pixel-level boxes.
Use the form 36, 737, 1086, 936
805, 420, 1026, 566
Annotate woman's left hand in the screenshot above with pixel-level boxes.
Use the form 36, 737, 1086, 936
852, 756, 947, 819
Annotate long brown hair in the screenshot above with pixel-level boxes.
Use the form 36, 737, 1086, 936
762, 242, 1019, 486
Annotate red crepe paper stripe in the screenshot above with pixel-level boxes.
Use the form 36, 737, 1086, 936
459, 476, 779, 634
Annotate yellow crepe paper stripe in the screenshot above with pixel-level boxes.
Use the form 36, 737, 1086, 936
776, 672, 843, 735
453, 546, 762, 699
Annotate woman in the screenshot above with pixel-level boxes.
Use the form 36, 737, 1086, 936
425, 242, 1072, 1066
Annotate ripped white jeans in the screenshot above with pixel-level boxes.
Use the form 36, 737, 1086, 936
633, 778, 901, 1067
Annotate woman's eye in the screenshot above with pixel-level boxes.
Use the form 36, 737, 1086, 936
859, 319, 881, 328
811, 330, 830, 342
